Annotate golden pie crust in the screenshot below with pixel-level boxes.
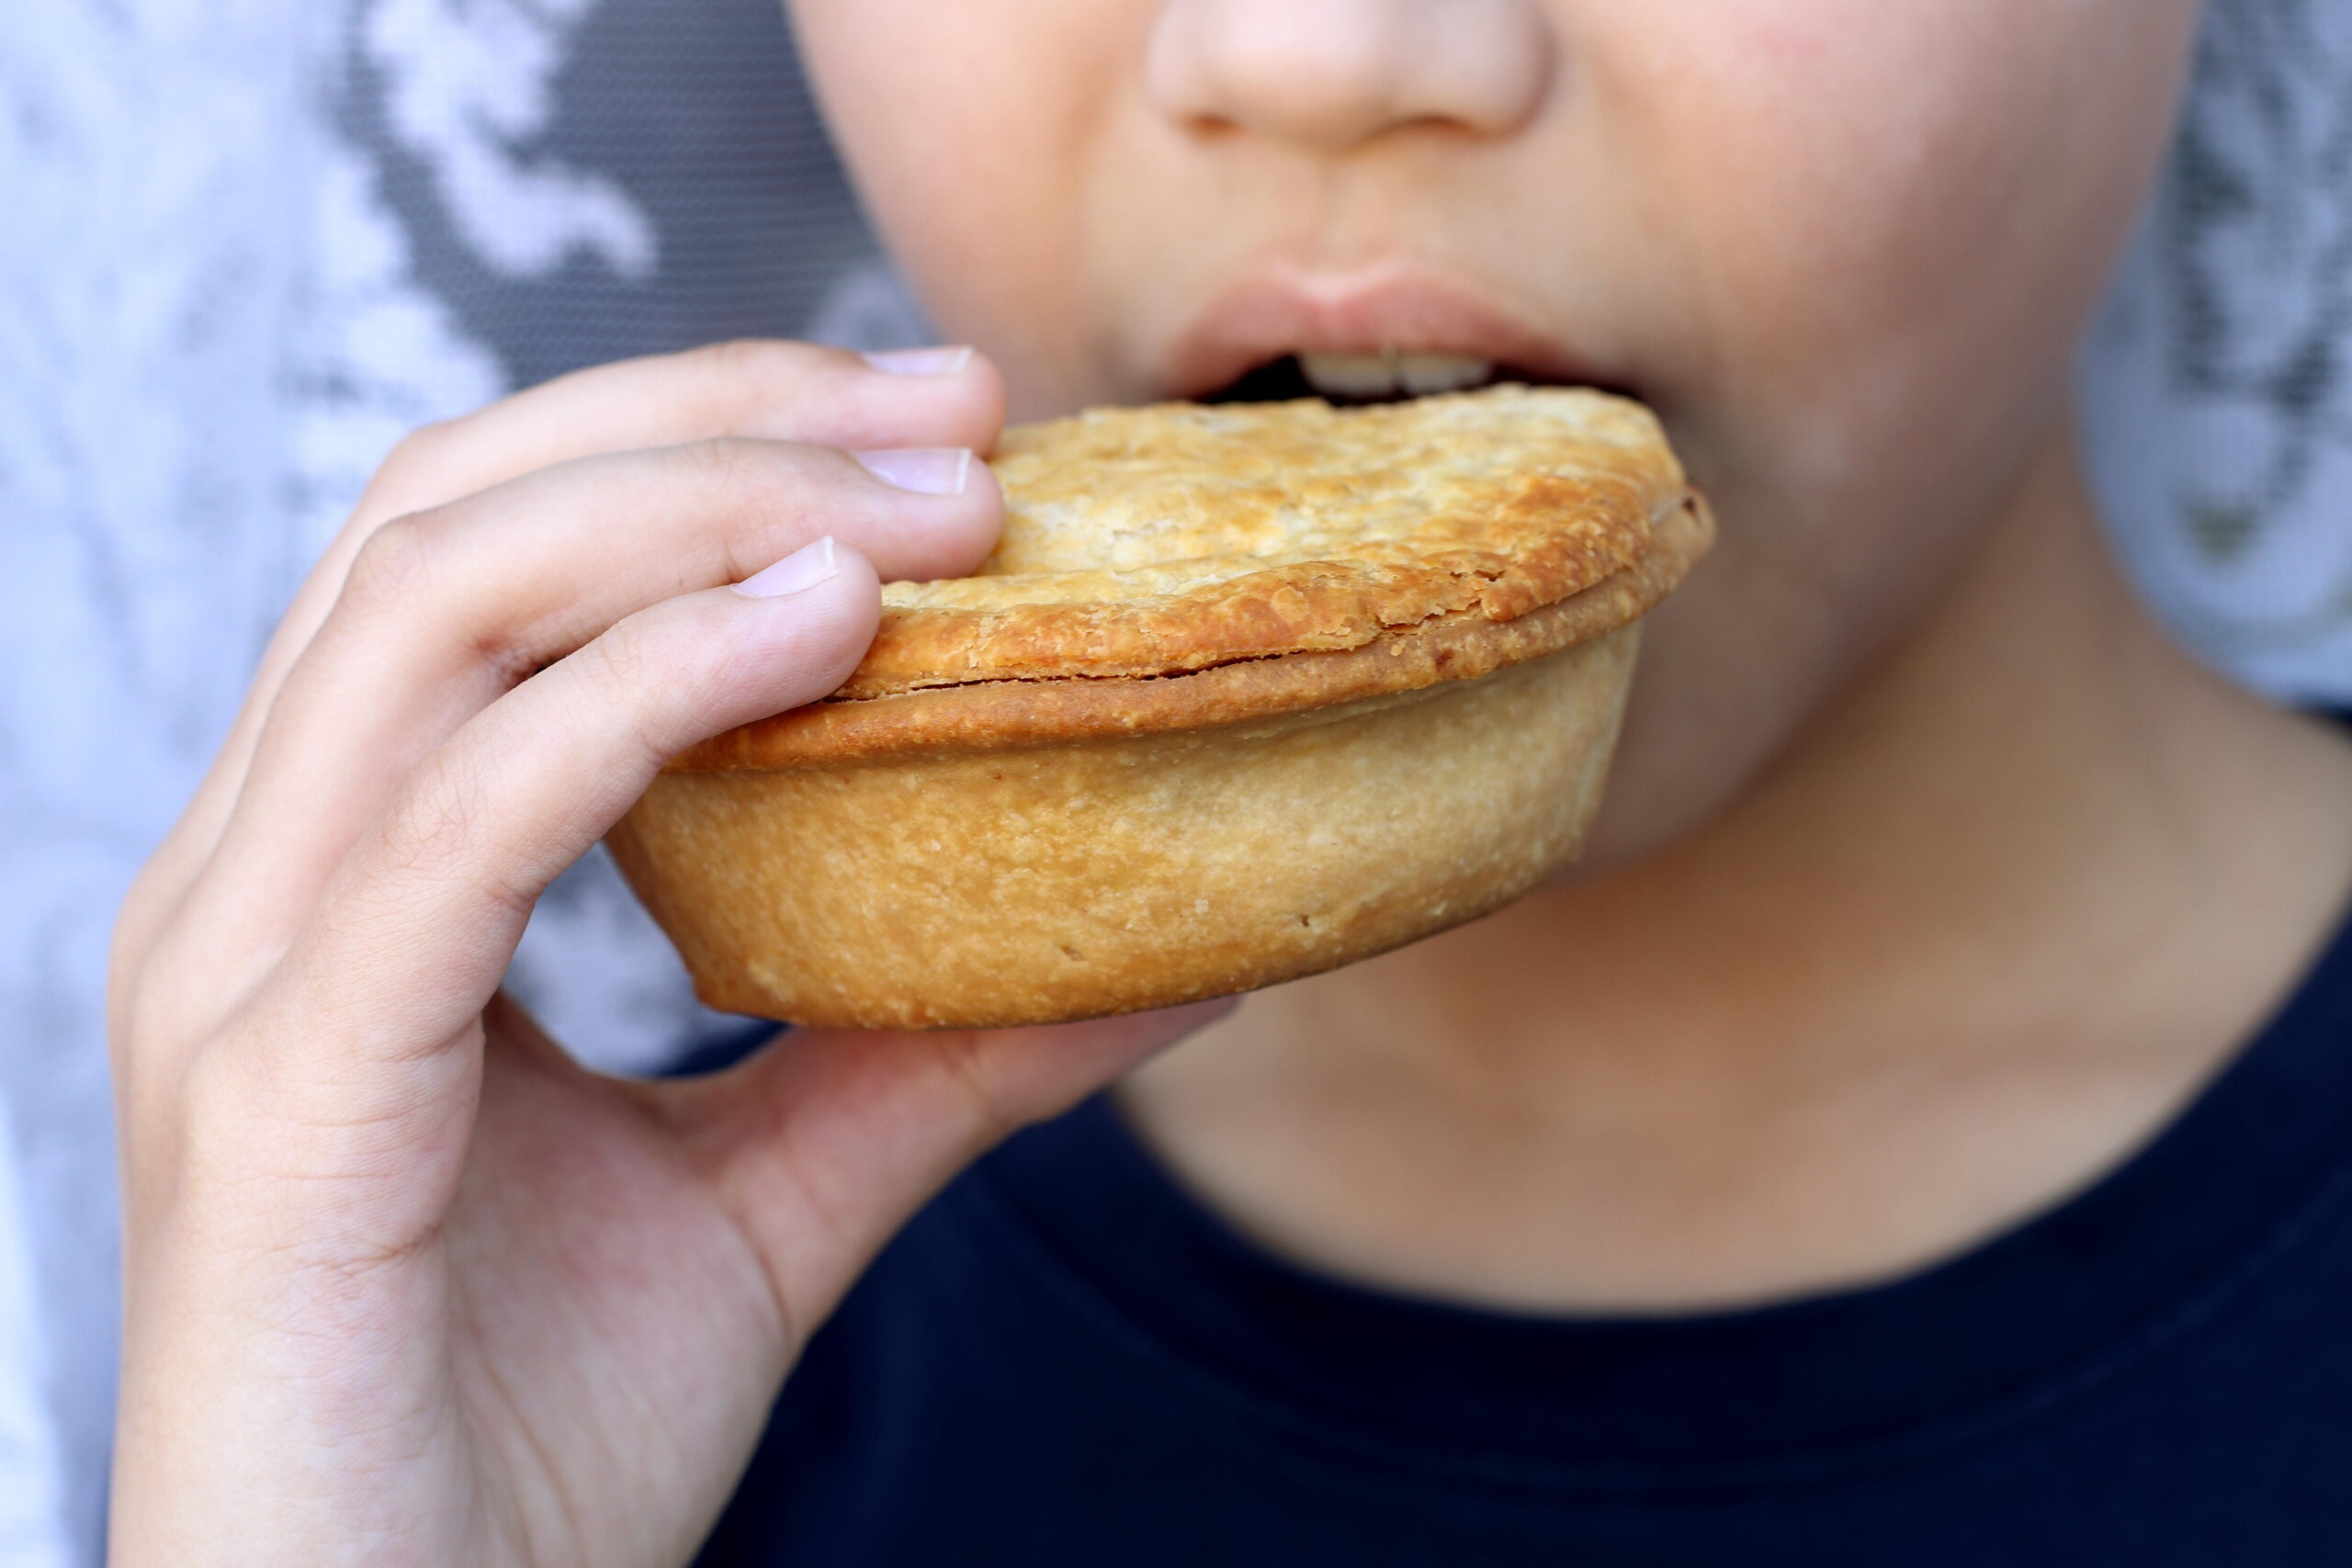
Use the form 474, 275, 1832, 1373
610, 386, 1711, 1030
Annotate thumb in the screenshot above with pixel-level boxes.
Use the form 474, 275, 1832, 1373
640, 998, 1238, 1343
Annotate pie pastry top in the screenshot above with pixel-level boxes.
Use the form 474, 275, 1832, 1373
678, 384, 1708, 770
846, 386, 1688, 698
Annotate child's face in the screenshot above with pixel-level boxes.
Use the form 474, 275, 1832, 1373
791, 0, 2200, 854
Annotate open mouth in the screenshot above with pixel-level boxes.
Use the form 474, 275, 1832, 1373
1198, 350, 1638, 410
1203, 350, 1504, 406
1162, 270, 1628, 410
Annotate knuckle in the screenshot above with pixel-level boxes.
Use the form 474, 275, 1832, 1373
692, 336, 807, 389
380, 752, 487, 874
573, 610, 732, 768
675, 433, 766, 493
174, 1032, 260, 1164
579, 615, 661, 697
356, 418, 462, 519
337, 509, 445, 622
576, 623, 693, 761
340, 748, 539, 950
111, 862, 175, 974
380, 417, 458, 485
109, 977, 167, 1110
674, 436, 815, 536
114, 939, 177, 1056
160, 1025, 324, 1215
111, 895, 270, 1076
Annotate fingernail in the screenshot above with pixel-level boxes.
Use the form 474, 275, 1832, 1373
733, 536, 839, 598
854, 447, 973, 497
862, 345, 974, 377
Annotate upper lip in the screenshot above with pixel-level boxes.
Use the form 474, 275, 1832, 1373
1159, 265, 1602, 401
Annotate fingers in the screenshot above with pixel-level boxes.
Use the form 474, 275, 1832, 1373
365, 341, 1005, 530
163, 438, 990, 1017
118, 343, 1001, 998
238, 543, 886, 1121
645, 998, 1242, 1345
325, 344, 1001, 694
314, 343, 1001, 695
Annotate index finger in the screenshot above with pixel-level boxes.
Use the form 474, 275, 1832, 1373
359, 341, 1005, 530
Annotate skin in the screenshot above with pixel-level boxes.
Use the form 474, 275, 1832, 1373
794, 0, 2352, 1297
798, 0, 2352, 1305
107, 0, 2352, 1563
108, 345, 1234, 1566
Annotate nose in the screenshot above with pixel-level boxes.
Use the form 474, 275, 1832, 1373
1146, 0, 1556, 153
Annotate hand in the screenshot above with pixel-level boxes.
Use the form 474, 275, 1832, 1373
106, 342, 1234, 1567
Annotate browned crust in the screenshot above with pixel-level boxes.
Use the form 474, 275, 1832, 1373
673, 493, 1712, 773
841, 471, 1662, 699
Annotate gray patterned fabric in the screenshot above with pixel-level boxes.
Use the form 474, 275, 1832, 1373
4, 6, 916, 1561
3, 2, 2348, 1562
2085, 0, 2352, 698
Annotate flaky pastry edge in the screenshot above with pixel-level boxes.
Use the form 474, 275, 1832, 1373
671, 495, 1712, 773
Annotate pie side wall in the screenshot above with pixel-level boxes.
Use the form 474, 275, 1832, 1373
605, 626, 1641, 1031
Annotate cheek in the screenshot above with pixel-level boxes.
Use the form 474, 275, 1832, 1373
1618, 0, 2195, 501
790, 0, 1148, 410
1571, 0, 2196, 856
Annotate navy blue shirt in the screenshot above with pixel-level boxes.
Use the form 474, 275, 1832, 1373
697, 911, 2352, 1564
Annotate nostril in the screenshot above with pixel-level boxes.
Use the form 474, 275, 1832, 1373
1172, 108, 1245, 142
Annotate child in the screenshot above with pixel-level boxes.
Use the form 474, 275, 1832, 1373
107, 1, 2352, 1562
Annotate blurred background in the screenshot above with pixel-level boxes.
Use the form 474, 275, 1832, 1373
3, 1, 2349, 1562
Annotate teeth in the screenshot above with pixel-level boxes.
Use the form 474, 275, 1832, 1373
1297, 353, 1399, 399
1397, 352, 1495, 396
1297, 351, 1496, 400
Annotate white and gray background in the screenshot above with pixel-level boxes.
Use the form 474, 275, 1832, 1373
4, 1, 2350, 1562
